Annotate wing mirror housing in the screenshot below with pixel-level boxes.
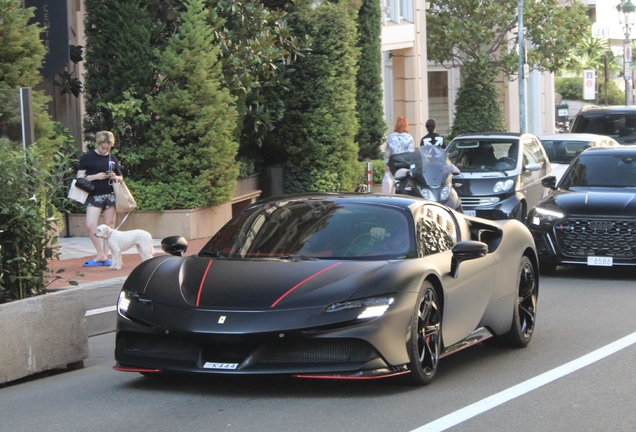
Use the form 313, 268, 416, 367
450, 240, 488, 278
541, 175, 557, 190
161, 236, 188, 256
523, 162, 541, 172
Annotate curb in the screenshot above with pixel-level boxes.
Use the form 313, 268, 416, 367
86, 306, 117, 336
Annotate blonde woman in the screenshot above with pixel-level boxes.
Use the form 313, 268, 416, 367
77, 131, 123, 267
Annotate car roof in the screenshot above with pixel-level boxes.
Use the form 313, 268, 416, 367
451, 132, 538, 140
578, 145, 636, 155
538, 133, 615, 142
576, 105, 636, 114
254, 192, 432, 211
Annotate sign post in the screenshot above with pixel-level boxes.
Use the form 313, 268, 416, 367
583, 70, 596, 101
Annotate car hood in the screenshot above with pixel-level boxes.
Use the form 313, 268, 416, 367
124, 255, 400, 310
543, 189, 636, 215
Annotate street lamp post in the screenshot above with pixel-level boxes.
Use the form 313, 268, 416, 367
618, 0, 636, 105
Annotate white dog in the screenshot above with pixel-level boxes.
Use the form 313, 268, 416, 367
95, 224, 154, 270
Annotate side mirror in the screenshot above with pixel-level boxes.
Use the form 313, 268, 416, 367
394, 168, 410, 181
524, 163, 541, 172
161, 236, 188, 256
450, 240, 488, 278
541, 176, 557, 190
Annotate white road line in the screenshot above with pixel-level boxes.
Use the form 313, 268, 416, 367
412, 331, 636, 432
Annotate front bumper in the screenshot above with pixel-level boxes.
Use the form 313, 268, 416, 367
114, 291, 417, 377
460, 194, 520, 220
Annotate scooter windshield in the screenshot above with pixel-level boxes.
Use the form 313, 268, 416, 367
413, 145, 454, 187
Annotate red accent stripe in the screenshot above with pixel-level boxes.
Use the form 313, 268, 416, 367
196, 260, 214, 307
293, 371, 410, 380
113, 367, 162, 373
270, 262, 342, 308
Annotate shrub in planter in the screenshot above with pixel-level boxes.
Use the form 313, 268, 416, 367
0, 146, 58, 302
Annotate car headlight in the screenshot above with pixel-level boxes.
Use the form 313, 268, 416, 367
118, 290, 131, 314
531, 207, 565, 225
326, 297, 394, 319
418, 187, 435, 200
440, 186, 451, 201
118, 289, 152, 316
493, 179, 514, 193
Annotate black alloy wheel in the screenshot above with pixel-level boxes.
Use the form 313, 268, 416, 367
497, 255, 538, 347
406, 281, 442, 385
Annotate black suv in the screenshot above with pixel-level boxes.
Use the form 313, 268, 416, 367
569, 105, 636, 145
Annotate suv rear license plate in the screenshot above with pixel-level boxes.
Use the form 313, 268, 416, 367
463, 210, 476, 217
587, 256, 613, 266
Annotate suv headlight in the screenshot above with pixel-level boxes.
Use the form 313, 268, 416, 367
531, 207, 564, 225
493, 179, 514, 193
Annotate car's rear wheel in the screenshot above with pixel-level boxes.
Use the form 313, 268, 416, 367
493, 255, 538, 347
405, 281, 441, 386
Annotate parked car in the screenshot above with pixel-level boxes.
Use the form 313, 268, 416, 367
114, 194, 539, 386
538, 133, 620, 182
445, 133, 552, 222
528, 146, 636, 274
569, 105, 636, 145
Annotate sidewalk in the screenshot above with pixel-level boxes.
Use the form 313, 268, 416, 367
47, 235, 211, 335
47, 236, 211, 290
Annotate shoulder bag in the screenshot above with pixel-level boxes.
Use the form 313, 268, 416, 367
75, 177, 95, 193
112, 179, 137, 213
68, 179, 88, 203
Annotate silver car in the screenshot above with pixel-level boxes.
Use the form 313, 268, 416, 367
538, 133, 620, 182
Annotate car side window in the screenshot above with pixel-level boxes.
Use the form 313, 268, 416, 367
414, 204, 457, 257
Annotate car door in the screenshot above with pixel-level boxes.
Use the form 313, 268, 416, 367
414, 203, 497, 346
520, 137, 550, 205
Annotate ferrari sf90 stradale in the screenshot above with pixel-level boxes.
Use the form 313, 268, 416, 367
115, 194, 539, 385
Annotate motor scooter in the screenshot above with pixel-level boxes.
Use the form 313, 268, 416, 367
387, 144, 463, 212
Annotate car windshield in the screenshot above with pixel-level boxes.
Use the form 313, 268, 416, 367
540, 140, 593, 164
446, 138, 518, 171
573, 113, 636, 144
201, 200, 415, 260
560, 153, 636, 189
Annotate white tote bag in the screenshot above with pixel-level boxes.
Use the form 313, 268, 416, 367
67, 179, 88, 204
382, 171, 395, 194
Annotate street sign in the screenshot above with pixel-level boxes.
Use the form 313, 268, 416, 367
583, 70, 595, 100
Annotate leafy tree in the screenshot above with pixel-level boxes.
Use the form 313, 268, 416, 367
206, 0, 309, 173
264, 1, 360, 193
355, 0, 386, 160
83, 0, 156, 173
140, 0, 239, 209
0, 1, 74, 302
565, 36, 617, 77
0, 0, 58, 155
427, 0, 589, 135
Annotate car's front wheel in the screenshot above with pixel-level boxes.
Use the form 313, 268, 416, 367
495, 255, 538, 347
405, 281, 441, 385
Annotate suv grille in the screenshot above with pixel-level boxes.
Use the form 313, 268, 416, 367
554, 218, 636, 258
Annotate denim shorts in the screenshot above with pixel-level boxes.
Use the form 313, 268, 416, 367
87, 193, 116, 210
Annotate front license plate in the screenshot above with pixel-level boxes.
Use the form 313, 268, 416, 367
587, 256, 613, 267
463, 210, 476, 217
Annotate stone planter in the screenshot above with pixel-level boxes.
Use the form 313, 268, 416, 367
65, 174, 262, 240
0, 288, 89, 384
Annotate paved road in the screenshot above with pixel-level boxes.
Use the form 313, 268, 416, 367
1, 266, 635, 432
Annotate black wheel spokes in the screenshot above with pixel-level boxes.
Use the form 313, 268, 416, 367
417, 290, 440, 375
518, 262, 537, 337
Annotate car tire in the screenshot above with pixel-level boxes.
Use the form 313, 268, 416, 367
405, 281, 442, 386
490, 255, 538, 348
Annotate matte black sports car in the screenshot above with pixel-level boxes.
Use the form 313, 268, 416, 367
114, 194, 539, 385
528, 146, 636, 274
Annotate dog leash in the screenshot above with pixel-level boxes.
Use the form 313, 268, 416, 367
115, 211, 132, 230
